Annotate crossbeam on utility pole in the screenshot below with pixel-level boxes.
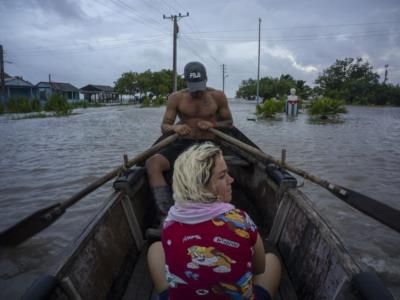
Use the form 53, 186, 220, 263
163, 12, 189, 92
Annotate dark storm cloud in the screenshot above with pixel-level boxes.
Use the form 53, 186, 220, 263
0, 0, 86, 20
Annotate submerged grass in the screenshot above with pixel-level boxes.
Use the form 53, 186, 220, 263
256, 98, 286, 118
307, 97, 347, 117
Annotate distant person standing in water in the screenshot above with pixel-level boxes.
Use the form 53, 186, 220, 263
145, 62, 233, 226
147, 142, 282, 299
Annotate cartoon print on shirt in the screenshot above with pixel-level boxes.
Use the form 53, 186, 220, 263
212, 271, 254, 300
187, 245, 236, 273
184, 270, 200, 280
212, 209, 252, 238
165, 265, 188, 288
195, 289, 209, 296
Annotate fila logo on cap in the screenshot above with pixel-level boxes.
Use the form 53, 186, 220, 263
189, 72, 202, 79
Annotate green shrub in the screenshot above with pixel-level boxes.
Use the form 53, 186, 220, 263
7, 96, 32, 113
31, 98, 42, 112
275, 98, 286, 112
308, 97, 347, 116
153, 96, 166, 106
0, 102, 4, 114
256, 98, 284, 118
141, 96, 151, 107
45, 94, 72, 116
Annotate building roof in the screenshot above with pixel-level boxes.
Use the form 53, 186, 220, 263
5, 77, 34, 87
36, 81, 79, 92
80, 84, 115, 92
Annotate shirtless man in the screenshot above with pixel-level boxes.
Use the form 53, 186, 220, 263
146, 61, 233, 218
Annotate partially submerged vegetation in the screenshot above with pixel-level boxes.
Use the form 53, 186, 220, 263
256, 98, 285, 118
44, 94, 72, 116
307, 97, 347, 120
1, 94, 72, 118
140, 96, 166, 108
6, 96, 41, 113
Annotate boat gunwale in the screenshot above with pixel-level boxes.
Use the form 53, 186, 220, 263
286, 187, 362, 275
51, 189, 131, 277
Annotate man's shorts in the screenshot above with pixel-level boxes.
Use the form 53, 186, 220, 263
158, 138, 213, 166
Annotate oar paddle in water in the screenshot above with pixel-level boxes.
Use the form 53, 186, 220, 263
0, 134, 178, 247
210, 128, 400, 234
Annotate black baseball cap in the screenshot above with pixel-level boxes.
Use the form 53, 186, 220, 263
184, 61, 207, 92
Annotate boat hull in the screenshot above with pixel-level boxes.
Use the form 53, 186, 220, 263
22, 130, 392, 300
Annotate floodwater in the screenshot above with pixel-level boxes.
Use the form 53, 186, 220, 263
0, 101, 399, 298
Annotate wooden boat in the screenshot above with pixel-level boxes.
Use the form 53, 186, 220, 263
17, 128, 395, 300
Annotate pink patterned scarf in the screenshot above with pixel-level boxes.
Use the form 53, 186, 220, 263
165, 202, 234, 225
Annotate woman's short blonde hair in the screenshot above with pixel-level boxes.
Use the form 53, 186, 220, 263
172, 142, 222, 204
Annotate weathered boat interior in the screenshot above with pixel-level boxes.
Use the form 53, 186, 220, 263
22, 137, 393, 300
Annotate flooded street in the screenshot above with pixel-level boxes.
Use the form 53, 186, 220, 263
0, 101, 399, 298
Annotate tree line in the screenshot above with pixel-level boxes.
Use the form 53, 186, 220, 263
114, 69, 186, 98
236, 57, 400, 106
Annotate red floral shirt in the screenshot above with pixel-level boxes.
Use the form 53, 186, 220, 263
162, 208, 258, 299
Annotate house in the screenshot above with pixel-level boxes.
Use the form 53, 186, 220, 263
36, 81, 79, 103
79, 84, 118, 102
3, 76, 35, 102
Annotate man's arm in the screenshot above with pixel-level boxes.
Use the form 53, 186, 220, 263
197, 91, 233, 130
161, 95, 178, 134
161, 94, 191, 136
215, 91, 233, 127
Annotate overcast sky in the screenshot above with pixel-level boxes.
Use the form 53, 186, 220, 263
1, 0, 399, 97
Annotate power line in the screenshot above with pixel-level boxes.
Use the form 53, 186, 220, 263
7, 35, 168, 54
180, 31, 400, 42
97, 0, 167, 35
163, 0, 220, 65
5, 38, 170, 58
180, 20, 400, 34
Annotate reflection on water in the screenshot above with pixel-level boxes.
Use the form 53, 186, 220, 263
0, 102, 399, 298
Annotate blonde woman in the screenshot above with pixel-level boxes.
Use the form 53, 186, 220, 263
147, 142, 281, 300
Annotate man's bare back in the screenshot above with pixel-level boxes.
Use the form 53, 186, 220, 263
161, 88, 233, 139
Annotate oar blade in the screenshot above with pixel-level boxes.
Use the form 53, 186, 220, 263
0, 204, 65, 247
338, 187, 400, 233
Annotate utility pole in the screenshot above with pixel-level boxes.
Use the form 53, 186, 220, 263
0, 45, 5, 104
222, 64, 228, 93
163, 12, 189, 92
384, 64, 389, 84
256, 18, 261, 104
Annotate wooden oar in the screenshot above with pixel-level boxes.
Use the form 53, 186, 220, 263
210, 128, 400, 233
0, 134, 178, 247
